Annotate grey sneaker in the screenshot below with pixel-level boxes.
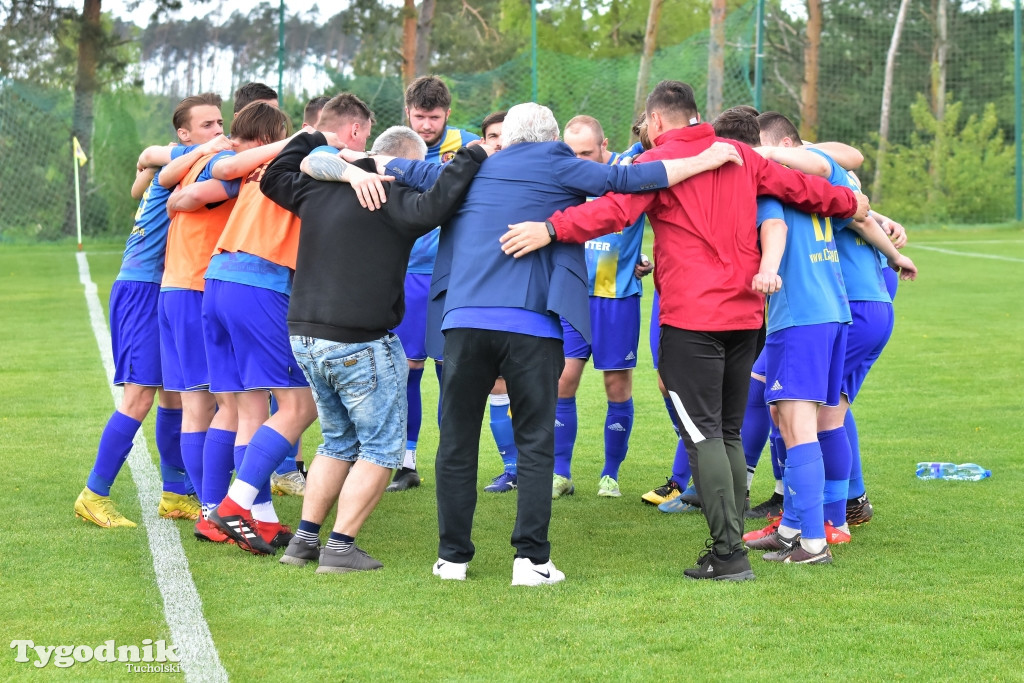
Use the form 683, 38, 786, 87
315, 545, 384, 573
279, 536, 320, 567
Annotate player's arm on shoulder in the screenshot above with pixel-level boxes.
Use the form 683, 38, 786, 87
806, 141, 864, 171
300, 153, 395, 211
848, 214, 918, 280
166, 178, 231, 217
753, 218, 786, 294
662, 141, 743, 185
131, 167, 157, 200
136, 144, 174, 171
212, 135, 293, 180
158, 134, 234, 189
869, 210, 907, 249
755, 146, 830, 177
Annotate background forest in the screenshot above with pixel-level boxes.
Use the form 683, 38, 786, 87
0, 0, 1019, 239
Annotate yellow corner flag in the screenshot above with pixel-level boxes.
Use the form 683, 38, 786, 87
73, 136, 88, 167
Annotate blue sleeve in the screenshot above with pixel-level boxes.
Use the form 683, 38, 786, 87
756, 197, 785, 226
170, 144, 193, 160
384, 158, 441, 192
310, 145, 340, 155
200, 150, 241, 199
807, 148, 854, 231
620, 142, 645, 159
552, 144, 667, 196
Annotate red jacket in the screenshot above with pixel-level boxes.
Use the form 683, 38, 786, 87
548, 124, 858, 332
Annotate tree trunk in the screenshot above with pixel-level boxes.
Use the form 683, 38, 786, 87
799, 0, 821, 141
929, 0, 947, 204
401, 0, 416, 87
66, 0, 101, 236
872, 0, 911, 204
706, 0, 727, 120
414, 0, 436, 78
633, 0, 664, 135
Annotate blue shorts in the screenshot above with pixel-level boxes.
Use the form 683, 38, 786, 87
751, 347, 767, 378
159, 289, 209, 392
392, 272, 438, 361
649, 290, 661, 369
290, 333, 408, 470
202, 280, 308, 393
842, 301, 894, 403
764, 322, 847, 407
110, 280, 162, 387
561, 295, 640, 370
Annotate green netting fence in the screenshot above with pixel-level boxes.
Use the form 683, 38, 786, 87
0, 0, 1019, 242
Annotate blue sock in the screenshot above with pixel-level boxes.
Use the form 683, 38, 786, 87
776, 437, 800, 529
296, 519, 320, 544
434, 361, 443, 427
156, 407, 187, 494
326, 531, 354, 552
87, 411, 142, 497
489, 395, 518, 474
407, 367, 423, 448
554, 397, 577, 478
179, 431, 207, 505
201, 428, 236, 509
819, 426, 852, 526
741, 377, 770, 469
601, 399, 633, 479
233, 445, 246, 472
266, 395, 299, 475
663, 396, 690, 486
845, 410, 865, 498
785, 442, 826, 540
663, 396, 681, 439
238, 426, 293, 491
769, 427, 785, 483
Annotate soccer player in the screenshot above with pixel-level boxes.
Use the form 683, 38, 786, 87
262, 123, 491, 573
232, 81, 279, 113
159, 102, 298, 541
386, 76, 486, 492
745, 111, 916, 565
550, 114, 653, 499
74, 93, 231, 528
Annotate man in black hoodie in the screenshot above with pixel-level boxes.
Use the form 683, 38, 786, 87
261, 114, 490, 573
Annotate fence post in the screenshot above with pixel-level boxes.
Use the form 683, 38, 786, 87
1015, 0, 1022, 222
754, 0, 764, 111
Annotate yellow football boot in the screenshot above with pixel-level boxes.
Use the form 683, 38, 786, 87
74, 488, 137, 528
158, 491, 201, 520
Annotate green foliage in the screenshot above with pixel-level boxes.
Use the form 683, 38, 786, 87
872, 95, 1015, 223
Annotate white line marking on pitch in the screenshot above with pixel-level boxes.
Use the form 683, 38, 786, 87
910, 244, 1024, 263
918, 239, 1024, 246
76, 252, 228, 683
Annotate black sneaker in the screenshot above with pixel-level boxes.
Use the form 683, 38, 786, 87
748, 529, 800, 553
386, 468, 421, 492
846, 493, 874, 526
279, 536, 320, 567
315, 545, 384, 573
684, 548, 755, 581
746, 492, 785, 519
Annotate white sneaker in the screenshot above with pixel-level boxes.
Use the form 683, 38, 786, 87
511, 557, 565, 586
432, 558, 468, 581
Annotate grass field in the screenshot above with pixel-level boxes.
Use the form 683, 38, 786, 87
2, 226, 1023, 681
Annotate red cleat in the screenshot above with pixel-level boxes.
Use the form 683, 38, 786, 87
743, 516, 781, 543
194, 517, 234, 544
254, 520, 293, 548
825, 522, 851, 544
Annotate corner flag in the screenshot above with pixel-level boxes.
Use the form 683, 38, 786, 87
73, 136, 88, 167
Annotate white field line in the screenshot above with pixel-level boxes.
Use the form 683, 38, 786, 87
913, 239, 1024, 246
909, 244, 1024, 263
76, 252, 228, 683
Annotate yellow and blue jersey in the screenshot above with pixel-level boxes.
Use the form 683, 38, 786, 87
583, 151, 646, 299
116, 145, 192, 284
830, 163, 891, 304
407, 126, 480, 274
758, 150, 854, 335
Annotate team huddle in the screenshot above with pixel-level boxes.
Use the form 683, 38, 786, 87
75, 75, 916, 584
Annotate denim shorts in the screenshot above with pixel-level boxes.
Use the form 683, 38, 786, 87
290, 333, 408, 469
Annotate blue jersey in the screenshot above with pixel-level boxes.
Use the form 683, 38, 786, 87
406, 126, 480, 274
199, 150, 241, 197
828, 162, 890, 304
116, 145, 192, 284
757, 151, 853, 334
205, 251, 293, 296
584, 151, 645, 299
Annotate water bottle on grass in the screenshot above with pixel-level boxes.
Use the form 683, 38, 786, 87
916, 462, 957, 479
952, 463, 991, 481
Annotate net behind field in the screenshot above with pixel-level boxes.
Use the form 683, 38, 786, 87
0, 0, 1018, 242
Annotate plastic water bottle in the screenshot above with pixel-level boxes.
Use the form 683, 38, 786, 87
952, 463, 991, 481
916, 462, 957, 479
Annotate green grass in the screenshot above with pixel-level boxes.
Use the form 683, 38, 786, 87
2, 228, 1023, 680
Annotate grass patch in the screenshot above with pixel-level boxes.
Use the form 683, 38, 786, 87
1, 228, 1022, 680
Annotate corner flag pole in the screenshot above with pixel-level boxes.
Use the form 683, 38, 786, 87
72, 136, 87, 251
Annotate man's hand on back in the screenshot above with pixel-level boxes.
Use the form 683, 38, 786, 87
501, 221, 550, 258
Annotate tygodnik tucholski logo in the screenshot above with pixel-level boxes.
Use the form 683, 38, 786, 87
11, 639, 182, 671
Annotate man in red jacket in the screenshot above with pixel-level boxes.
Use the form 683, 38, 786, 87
500, 80, 868, 582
